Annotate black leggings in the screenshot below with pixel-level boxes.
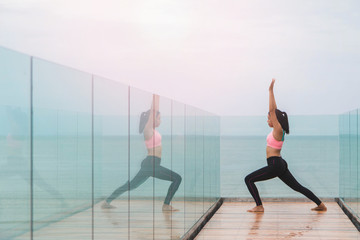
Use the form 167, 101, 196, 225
245, 156, 321, 206
106, 156, 182, 205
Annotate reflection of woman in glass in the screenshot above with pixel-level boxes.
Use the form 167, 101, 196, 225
244, 79, 327, 212
102, 94, 182, 211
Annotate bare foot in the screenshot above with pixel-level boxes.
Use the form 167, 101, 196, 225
162, 204, 179, 212
247, 205, 264, 212
311, 202, 327, 211
101, 201, 116, 209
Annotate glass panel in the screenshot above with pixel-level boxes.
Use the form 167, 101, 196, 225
0, 47, 31, 239
203, 111, 212, 212
171, 100, 185, 238
358, 110, 360, 219
184, 105, 196, 231
32, 59, 92, 239
343, 113, 351, 206
129, 87, 154, 239
339, 114, 345, 200
349, 110, 357, 214
213, 116, 221, 203
93, 77, 128, 239
153, 96, 177, 239
195, 109, 204, 219
351, 110, 358, 213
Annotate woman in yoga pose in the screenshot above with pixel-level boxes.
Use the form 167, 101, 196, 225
102, 94, 182, 211
244, 79, 327, 212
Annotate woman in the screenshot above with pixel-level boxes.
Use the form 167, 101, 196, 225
102, 94, 182, 212
244, 79, 327, 212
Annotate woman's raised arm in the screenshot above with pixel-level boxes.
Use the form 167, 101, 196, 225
269, 79, 282, 133
269, 78, 277, 112
144, 94, 160, 138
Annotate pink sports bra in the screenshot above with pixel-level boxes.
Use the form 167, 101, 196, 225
266, 130, 285, 150
145, 130, 162, 149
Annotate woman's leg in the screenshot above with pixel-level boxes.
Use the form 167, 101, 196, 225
244, 166, 278, 206
152, 165, 182, 205
106, 168, 150, 204
278, 168, 322, 205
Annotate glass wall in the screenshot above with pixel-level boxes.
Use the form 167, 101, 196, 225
0, 46, 220, 239
339, 109, 359, 219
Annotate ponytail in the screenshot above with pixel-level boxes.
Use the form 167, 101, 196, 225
138, 110, 160, 133
139, 110, 150, 133
275, 109, 289, 134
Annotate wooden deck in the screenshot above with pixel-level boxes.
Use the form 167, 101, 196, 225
14, 201, 360, 239
195, 202, 360, 240
15, 199, 207, 240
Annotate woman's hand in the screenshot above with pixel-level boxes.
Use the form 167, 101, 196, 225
269, 78, 275, 91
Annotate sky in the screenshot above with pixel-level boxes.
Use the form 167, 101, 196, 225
1, 0, 360, 116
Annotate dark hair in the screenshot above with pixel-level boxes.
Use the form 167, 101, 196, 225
275, 109, 289, 134
139, 110, 160, 134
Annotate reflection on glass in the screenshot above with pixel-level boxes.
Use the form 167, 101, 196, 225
103, 94, 182, 212
103, 95, 181, 211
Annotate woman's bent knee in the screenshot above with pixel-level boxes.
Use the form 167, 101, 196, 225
244, 175, 251, 183
176, 174, 182, 184
172, 173, 182, 184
